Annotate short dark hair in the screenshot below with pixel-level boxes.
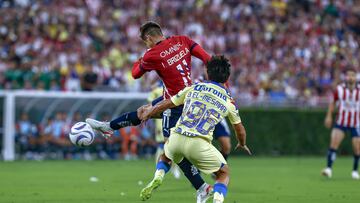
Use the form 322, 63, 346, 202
206, 55, 231, 83
345, 67, 357, 74
140, 21, 163, 40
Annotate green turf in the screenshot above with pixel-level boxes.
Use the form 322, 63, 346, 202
0, 157, 359, 203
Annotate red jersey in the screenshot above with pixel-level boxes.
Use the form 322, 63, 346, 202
132, 35, 210, 99
334, 83, 360, 127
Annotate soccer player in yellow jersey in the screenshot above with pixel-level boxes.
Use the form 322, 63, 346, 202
141, 55, 251, 203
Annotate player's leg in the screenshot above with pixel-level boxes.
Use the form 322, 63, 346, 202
141, 154, 208, 201
86, 106, 146, 138
217, 137, 231, 160
184, 137, 227, 203
86, 97, 164, 138
140, 153, 172, 201
214, 122, 231, 160
162, 109, 208, 191
110, 104, 149, 129
110, 96, 164, 130
322, 127, 345, 178
351, 130, 360, 180
214, 121, 231, 160
213, 165, 229, 203
155, 142, 164, 163
140, 134, 183, 201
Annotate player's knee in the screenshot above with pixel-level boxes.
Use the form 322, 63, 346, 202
330, 136, 342, 149
222, 143, 231, 154
218, 164, 229, 176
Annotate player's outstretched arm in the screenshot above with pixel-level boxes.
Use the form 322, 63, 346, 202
233, 122, 252, 155
183, 36, 210, 64
142, 99, 176, 122
191, 44, 211, 64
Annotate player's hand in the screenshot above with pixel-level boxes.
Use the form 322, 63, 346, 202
141, 107, 154, 123
324, 116, 332, 129
138, 104, 152, 120
235, 143, 252, 155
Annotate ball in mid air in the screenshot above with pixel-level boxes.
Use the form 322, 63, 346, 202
69, 122, 95, 147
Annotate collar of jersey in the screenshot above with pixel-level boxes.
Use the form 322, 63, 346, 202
204, 80, 227, 91
203, 80, 233, 98
155, 37, 170, 45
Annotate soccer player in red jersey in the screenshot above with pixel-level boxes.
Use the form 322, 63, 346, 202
322, 68, 360, 180
86, 22, 213, 202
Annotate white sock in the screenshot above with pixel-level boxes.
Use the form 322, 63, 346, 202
154, 169, 165, 179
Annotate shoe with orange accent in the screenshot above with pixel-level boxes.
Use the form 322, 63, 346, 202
196, 183, 213, 203
85, 118, 113, 139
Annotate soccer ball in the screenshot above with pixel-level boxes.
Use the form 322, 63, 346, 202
69, 122, 95, 147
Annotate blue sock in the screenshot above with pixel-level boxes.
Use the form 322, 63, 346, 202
178, 158, 204, 190
156, 161, 171, 173
353, 154, 360, 171
214, 183, 228, 197
110, 111, 141, 130
327, 148, 337, 168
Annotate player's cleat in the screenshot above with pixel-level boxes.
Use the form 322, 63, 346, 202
85, 118, 113, 139
140, 176, 163, 201
351, 171, 359, 180
196, 183, 213, 203
321, 167, 332, 178
213, 192, 224, 203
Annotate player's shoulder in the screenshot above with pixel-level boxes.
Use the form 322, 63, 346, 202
142, 48, 159, 62
170, 35, 194, 43
334, 83, 345, 91
172, 35, 190, 40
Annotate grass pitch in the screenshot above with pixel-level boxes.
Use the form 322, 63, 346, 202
0, 157, 359, 203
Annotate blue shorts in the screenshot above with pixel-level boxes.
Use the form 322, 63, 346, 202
334, 124, 360, 137
214, 119, 231, 139
151, 96, 183, 138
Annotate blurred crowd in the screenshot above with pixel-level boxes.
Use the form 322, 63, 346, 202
0, 0, 360, 105
15, 112, 157, 160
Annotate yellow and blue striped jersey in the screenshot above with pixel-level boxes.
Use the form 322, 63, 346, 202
170, 81, 241, 142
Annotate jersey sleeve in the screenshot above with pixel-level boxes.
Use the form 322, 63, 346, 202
170, 86, 192, 106
132, 59, 146, 79
191, 44, 211, 64
181, 35, 197, 50
181, 36, 210, 64
227, 100, 242, 124
141, 52, 162, 71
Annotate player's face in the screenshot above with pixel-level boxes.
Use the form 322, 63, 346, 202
345, 70, 357, 85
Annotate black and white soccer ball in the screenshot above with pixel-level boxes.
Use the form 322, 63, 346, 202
69, 122, 95, 147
